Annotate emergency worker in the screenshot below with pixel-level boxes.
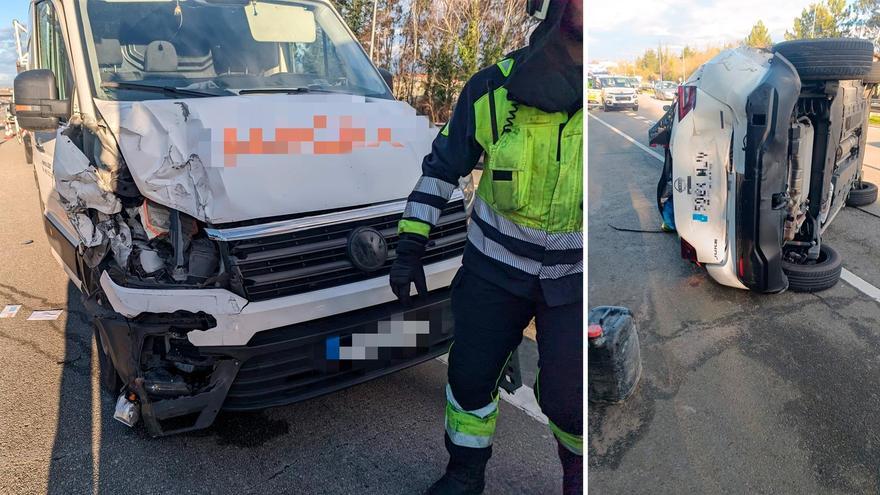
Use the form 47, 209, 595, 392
388, 1, 583, 493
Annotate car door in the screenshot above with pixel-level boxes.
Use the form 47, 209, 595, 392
29, 0, 81, 284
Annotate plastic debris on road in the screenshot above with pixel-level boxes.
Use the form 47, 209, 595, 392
0, 305, 22, 318
26, 310, 64, 321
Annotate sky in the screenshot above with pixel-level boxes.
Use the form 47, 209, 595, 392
0, 0, 861, 86
588, 0, 857, 62
0, 0, 29, 88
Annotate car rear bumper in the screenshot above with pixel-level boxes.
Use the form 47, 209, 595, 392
734, 54, 801, 293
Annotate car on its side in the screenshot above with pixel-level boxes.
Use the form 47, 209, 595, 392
650, 38, 879, 293
653, 80, 677, 100
597, 75, 639, 111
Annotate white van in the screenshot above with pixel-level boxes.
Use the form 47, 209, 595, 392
14, 0, 472, 436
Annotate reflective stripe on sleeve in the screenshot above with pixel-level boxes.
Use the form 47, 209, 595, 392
398, 218, 431, 237
403, 201, 441, 226
414, 176, 457, 200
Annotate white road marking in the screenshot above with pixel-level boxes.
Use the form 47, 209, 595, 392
436, 353, 547, 424
588, 113, 664, 161
590, 112, 880, 304
841, 269, 880, 303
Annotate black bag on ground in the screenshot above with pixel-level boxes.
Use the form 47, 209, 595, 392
588, 306, 642, 403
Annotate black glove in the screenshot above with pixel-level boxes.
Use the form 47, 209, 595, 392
389, 233, 428, 305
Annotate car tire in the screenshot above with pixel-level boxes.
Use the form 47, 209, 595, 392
772, 38, 873, 80
846, 181, 878, 206
23, 134, 33, 165
94, 324, 123, 395
863, 62, 880, 84
603, 104, 609, 111
782, 244, 843, 293
633, 105, 639, 111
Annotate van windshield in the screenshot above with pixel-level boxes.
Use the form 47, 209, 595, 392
78, 0, 391, 100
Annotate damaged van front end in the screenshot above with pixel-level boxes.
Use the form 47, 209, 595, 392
17, 0, 469, 436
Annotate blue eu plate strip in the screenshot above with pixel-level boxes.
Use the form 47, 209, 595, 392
692, 213, 708, 222
326, 336, 340, 360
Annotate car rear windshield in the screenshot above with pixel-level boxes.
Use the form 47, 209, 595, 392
77, 0, 391, 100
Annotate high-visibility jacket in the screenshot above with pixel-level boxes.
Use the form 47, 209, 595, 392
398, 50, 583, 306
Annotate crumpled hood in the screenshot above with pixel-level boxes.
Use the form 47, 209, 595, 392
96, 94, 434, 224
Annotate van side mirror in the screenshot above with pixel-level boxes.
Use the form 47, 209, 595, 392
378, 68, 393, 93
13, 69, 69, 131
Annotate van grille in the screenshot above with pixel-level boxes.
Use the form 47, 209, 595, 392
222, 200, 467, 301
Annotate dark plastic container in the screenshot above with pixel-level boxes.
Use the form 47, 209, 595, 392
588, 306, 642, 403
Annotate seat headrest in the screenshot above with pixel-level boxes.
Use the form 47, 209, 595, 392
95, 38, 123, 67
144, 40, 178, 72
212, 43, 279, 75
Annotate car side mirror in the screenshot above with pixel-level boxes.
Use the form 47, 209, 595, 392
662, 105, 671, 111
13, 69, 69, 131
378, 68, 393, 93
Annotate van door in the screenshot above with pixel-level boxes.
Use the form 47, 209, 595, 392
30, 0, 81, 283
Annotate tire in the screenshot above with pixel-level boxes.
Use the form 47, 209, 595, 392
782, 244, 843, 292
863, 62, 880, 84
847, 181, 878, 206
633, 105, 639, 111
23, 134, 33, 165
603, 104, 609, 111
772, 38, 873, 80
94, 324, 123, 395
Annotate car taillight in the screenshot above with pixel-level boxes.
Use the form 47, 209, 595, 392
678, 85, 697, 121
680, 238, 698, 263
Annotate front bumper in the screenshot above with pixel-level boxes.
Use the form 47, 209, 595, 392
93, 287, 455, 436
93, 257, 460, 436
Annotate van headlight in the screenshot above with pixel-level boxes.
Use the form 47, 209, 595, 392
458, 173, 476, 215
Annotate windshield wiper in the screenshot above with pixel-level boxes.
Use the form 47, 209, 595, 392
237, 87, 333, 95
101, 82, 228, 98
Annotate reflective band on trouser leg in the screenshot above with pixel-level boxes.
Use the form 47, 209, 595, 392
549, 419, 583, 456
445, 385, 499, 448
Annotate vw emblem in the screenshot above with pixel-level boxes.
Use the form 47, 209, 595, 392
347, 227, 388, 272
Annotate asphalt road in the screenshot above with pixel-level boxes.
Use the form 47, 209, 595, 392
588, 94, 880, 494
0, 137, 559, 495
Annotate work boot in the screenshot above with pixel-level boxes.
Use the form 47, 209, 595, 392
558, 441, 583, 495
425, 456, 488, 495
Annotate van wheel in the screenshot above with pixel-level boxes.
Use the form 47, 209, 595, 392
633, 105, 639, 111
603, 104, 609, 111
782, 244, 842, 293
94, 324, 123, 395
846, 181, 878, 206
772, 38, 873, 79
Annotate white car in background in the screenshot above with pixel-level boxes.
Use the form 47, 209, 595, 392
651, 39, 879, 293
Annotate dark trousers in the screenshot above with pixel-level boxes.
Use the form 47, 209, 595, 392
445, 266, 583, 463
